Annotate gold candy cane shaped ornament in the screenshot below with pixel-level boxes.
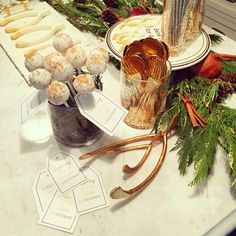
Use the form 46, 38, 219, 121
15, 24, 65, 48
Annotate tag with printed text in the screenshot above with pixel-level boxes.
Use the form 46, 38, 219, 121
75, 90, 127, 136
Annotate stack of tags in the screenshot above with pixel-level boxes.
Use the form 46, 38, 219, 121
33, 152, 109, 233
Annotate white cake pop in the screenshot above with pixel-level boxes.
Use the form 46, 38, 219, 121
65, 45, 87, 68
53, 32, 73, 53
43, 51, 65, 72
29, 68, 52, 89
25, 52, 44, 72
86, 55, 107, 75
47, 81, 70, 106
51, 59, 74, 82
89, 47, 109, 63
73, 74, 95, 95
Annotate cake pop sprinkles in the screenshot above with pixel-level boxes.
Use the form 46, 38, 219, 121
65, 45, 87, 69
47, 81, 70, 106
86, 54, 107, 75
25, 52, 44, 72
43, 51, 65, 72
89, 47, 109, 63
29, 68, 52, 89
51, 59, 74, 82
53, 32, 73, 53
73, 74, 95, 96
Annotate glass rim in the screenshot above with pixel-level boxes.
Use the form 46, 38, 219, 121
120, 60, 172, 84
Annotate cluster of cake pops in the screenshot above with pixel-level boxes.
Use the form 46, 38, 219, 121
25, 32, 109, 107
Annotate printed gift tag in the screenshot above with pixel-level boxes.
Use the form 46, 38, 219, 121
33, 171, 57, 217
21, 89, 47, 123
47, 152, 86, 193
73, 166, 109, 214
39, 191, 79, 233
75, 89, 127, 136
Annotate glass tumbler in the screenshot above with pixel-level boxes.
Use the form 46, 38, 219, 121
120, 60, 172, 129
48, 102, 103, 147
161, 0, 206, 56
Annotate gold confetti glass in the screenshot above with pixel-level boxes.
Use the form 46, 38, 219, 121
120, 57, 172, 129
161, 0, 206, 56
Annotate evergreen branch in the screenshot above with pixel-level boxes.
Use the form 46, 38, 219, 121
222, 60, 236, 73
155, 72, 236, 187
209, 33, 224, 45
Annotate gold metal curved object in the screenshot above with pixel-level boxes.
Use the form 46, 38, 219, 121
110, 133, 167, 199
79, 133, 155, 160
110, 115, 178, 199
122, 132, 163, 174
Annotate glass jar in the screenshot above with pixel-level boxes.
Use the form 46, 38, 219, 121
48, 102, 103, 147
120, 60, 172, 129
161, 0, 206, 56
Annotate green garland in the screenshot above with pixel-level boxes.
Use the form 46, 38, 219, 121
42, 0, 162, 37
154, 64, 236, 187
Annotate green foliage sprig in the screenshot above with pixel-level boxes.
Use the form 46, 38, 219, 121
155, 62, 236, 187
42, 0, 163, 37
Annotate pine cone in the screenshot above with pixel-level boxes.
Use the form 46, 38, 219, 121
216, 73, 236, 102
218, 72, 236, 83
100, 8, 120, 26
103, 0, 118, 8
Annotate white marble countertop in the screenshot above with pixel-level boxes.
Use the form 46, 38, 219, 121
0, 13, 236, 236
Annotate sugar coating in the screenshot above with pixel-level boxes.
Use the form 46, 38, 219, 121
65, 45, 87, 68
47, 81, 70, 105
29, 68, 52, 89
73, 74, 95, 95
43, 51, 65, 72
89, 47, 109, 63
86, 55, 107, 75
53, 32, 73, 53
51, 59, 74, 82
25, 52, 44, 72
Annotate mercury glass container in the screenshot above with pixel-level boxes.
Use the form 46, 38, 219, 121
161, 0, 206, 56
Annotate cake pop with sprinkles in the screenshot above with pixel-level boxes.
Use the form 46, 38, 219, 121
73, 74, 95, 96
25, 52, 44, 72
47, 81, 70, 106
29, 68, 52, 89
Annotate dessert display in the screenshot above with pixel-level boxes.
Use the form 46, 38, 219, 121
22, 31, 109, 146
